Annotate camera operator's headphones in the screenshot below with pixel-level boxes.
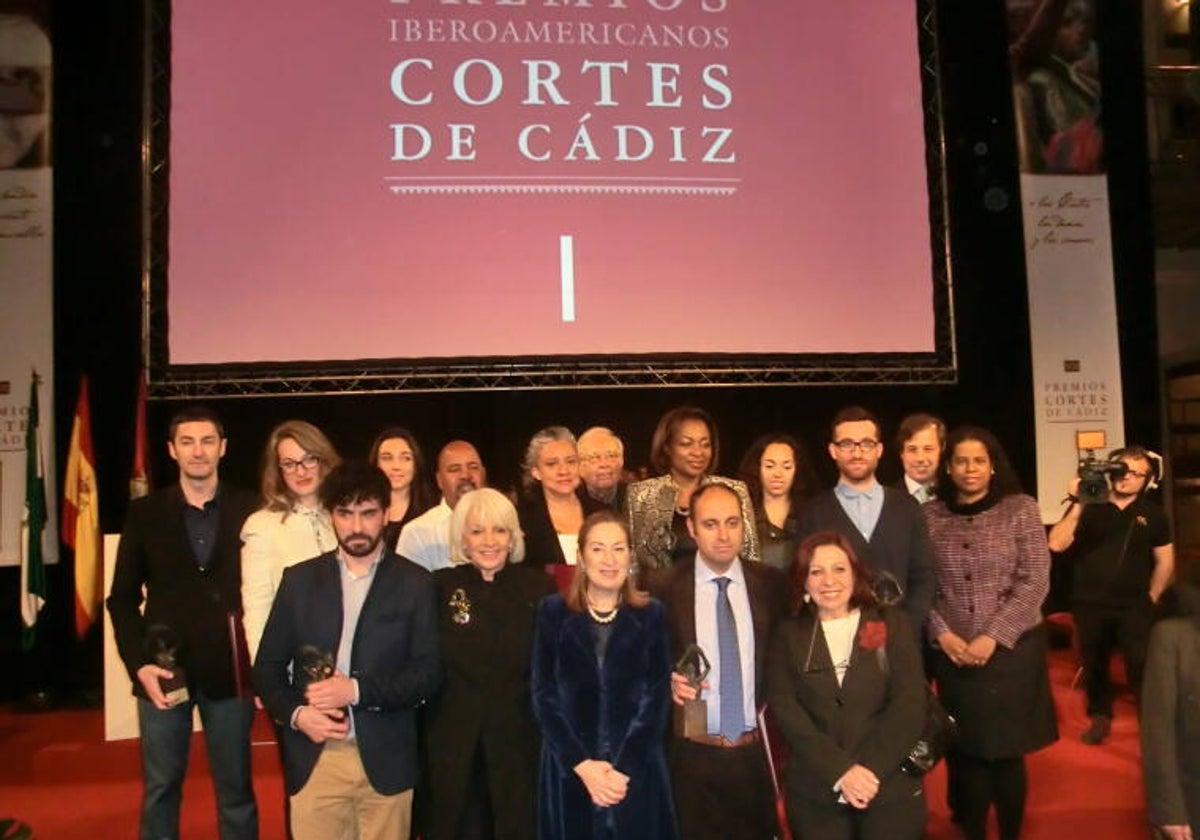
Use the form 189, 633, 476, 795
1109, 447, 1163, 491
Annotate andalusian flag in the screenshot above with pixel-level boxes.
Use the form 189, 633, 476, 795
20, 371, 47, 651
64, 376, 101, 638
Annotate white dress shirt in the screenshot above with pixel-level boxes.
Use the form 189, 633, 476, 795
395, 498, 453, 571
694, 555, 756, 736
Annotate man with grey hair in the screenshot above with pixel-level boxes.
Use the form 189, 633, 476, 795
577, 426, 627, 510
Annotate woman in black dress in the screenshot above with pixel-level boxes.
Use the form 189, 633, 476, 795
424, 488, 555, 840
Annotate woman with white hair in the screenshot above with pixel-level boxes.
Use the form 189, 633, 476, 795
423, 488, 556, 840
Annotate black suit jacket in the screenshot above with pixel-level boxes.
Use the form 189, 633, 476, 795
517, 484, 606, 567
646, 557, 788, 707
798, 487, 935, 637
107, 483, 258, 700
252, 551, 441, 796
765, 605, 925, 805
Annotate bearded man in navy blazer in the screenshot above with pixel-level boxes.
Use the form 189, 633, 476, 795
798, 406, 935, 640
254, 461, 440, 840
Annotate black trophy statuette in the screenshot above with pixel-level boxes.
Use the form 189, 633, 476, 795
296, 645, 336, 688
146, 624, 189, 705
673, 643, 711, 738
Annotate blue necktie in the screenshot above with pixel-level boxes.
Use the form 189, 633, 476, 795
715, 577, 745, 742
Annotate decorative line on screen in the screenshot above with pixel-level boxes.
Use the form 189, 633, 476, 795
560, 234, 576, 324
386, 184, 736, 195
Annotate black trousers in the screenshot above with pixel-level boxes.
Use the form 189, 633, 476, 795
1075, 599, 1153, 717
670, 738, 777, 840
788, 788, 926, 840
948, 753, 1027, 840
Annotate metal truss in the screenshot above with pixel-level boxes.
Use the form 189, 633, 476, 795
148, 356, 957, 399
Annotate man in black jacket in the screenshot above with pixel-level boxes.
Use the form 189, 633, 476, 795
107, 405, 259, 840
254, 461, 440, 840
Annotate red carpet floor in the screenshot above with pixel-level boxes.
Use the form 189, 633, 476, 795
1, 647, 1148, 839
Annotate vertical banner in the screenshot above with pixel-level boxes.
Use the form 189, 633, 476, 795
0, 9, 57, 566
1007, 0, 1125, 522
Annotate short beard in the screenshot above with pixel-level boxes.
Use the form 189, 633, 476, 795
339, 533, 382, 558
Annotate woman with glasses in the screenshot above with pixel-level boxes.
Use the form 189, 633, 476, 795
626, 406, 759, 570
240, 420, 341, 662
518, 426, 606, 568
738, 433, 816, 571
923, 426, 1056, 840
369, 426, 436, 552
766, 530, 927, 839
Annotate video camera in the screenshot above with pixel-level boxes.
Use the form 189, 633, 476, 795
1074, 430, 1127, 504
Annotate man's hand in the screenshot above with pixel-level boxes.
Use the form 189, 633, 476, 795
670, 672, 708, 706
136, 664, 175, 710
573, 759, 629, 807
295, 705, 349, 744
836, 764, 880, 809
305, 671, 356, 711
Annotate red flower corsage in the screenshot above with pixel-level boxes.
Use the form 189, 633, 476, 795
858, 620, 887, 651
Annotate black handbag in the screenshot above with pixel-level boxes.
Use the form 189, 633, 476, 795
900, 684, 956, 777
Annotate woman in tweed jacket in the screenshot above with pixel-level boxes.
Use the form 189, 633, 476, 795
922, 426, 1057, 840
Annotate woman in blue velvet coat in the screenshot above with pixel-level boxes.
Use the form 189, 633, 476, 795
531, 510, 679, 840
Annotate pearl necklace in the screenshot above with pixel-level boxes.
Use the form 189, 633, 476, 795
586, 599, 620, 624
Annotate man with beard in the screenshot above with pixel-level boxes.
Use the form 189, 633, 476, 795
397, 440, 486, 571
254, 460, 441, 840
108, 405, 259, 840
1048, 445, 1174, 745
798, 406, 935, 641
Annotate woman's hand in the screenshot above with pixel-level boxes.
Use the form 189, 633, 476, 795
573, 759, 629, 807
937, 631, 970, 667
1160, 826, 1193, 840
964, 635, 997, 666
835, 763, 879, 809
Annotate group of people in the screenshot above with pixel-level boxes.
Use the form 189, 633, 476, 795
105, 402, 1193, 840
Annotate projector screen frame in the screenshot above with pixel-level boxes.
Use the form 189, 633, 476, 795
141, 0, 956, 397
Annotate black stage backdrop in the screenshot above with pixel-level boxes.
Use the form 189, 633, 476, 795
0, 0, 1159, 701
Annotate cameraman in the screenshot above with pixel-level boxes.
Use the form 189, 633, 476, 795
1047, 445, 1175, 746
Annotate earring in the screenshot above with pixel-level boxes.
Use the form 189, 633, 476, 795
803, 592, 811, 604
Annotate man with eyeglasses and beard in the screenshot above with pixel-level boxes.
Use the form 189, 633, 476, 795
254, 461, 440, 840
1048, 444, 1175, 746
797, 406, 936, 643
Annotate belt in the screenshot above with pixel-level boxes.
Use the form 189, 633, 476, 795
683, 730, 760, 749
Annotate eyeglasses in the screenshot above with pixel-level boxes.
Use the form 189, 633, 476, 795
832, 439, 879, 453
582, 450, 621, 463
1122, 469, 1150, 479
280, 454, 321, 473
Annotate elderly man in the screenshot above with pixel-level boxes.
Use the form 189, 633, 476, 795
396, 440, 486, 571
577, 426, 627, 510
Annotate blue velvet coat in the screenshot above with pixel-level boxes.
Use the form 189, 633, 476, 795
531, 595, 678, 840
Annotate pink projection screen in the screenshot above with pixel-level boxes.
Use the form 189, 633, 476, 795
162, 0, 945, 381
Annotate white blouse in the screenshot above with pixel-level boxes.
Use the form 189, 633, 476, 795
820, 609, 862, 687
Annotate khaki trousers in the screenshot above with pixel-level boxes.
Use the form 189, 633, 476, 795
291, 740, 412, 840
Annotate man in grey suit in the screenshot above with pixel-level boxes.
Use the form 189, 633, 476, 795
798, 406, 936, 640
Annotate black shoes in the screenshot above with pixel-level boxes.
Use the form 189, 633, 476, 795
1080, 714, 1112, 745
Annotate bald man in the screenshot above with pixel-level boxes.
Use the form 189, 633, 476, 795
395, 440, 486, 571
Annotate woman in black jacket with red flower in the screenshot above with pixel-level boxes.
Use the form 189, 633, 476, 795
766, 530, 927, 840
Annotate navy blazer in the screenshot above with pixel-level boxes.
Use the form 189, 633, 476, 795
766, 605, 926, 806
798, 487, 936, 638
531, 595, 678, 839
253, 551, 441, 796
107, 483, 258, 700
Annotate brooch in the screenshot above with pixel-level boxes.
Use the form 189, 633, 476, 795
449, 588, 471, 625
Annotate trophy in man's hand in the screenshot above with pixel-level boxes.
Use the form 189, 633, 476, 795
146, 624, 189, 705
673, 643, 711, 738
296, 645, 346, 719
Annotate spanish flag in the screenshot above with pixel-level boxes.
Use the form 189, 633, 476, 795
64, 376, 101, 638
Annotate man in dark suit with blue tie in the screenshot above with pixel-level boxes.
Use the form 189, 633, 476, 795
646, 482, 789, 840
254, 461, 440, 840
798, 406, 936, 640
